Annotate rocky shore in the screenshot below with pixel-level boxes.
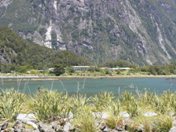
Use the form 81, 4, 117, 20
0, 90, 175, 132
0, 111, 175, 132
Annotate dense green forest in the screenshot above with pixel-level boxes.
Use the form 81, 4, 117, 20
0, 27, 89, 73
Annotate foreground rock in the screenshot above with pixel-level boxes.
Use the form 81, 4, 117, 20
38, 122, 55, 132
0, 111, 174, 132
0, 121, 8, 131
143, 112, 157, 117
16, 113, 38, 129
170, 127, 176, 132
13, 121, 25, 132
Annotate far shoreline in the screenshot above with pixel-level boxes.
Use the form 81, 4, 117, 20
1, 74, 176, 80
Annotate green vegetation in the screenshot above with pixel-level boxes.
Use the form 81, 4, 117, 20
102, 60, 176, 76
1, 27, 176, 77
0, 27, 89, 73
131, 64, 176, 75
103, 60, 133, 68
73, 106, 97, 132
52, 64, 65, 76
0, 90, 26, 121
31, 90, 71, 120
0, 89, 175, 131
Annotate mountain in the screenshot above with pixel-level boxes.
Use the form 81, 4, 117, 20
1, 0, 176, 65
0, 27, 88, 72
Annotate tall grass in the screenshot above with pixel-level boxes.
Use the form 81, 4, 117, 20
0, 89, 174, 131
120, 92, 139, 117
30, 90, 71, 121
73, 106, 97, 132
91, 92, 115, 111
0, 89, 26, 121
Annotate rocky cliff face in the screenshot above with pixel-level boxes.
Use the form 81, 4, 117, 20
1, 0, 176, 65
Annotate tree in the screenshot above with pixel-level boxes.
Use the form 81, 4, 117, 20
104, 60, 132, 68
65, 66, 74, 75
53, 64, 65, 76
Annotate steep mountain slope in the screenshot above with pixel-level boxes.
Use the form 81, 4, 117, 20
1, 0, 176, 65
0, 27, 89, 72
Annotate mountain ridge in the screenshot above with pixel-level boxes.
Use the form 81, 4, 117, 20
1, 0, 176, 65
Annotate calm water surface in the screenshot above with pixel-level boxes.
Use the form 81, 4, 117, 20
0, 78, 176, 95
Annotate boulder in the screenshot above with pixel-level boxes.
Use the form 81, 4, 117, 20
143, 112, 157, 117
13, 121, 25, 132
68, 112, 74, 120
169, 127, 176, 132
119, 112, 130, 119
92, 112, 111, 120
16, 113, 38, 129
102, 112, 111, 120
103, 126, 111, 132
51, 121, 63, 132
17, 113, 36, 122
38, 122, 55, 132
0, 121, 8, 130
172, 118, 176, 127
63, 122, 74, 132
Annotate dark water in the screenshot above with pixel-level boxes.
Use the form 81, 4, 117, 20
0, 78, 176, 95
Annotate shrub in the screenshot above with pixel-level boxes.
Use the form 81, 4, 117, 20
16, 65, 33, 73
91, 92, 114, 111
105, 114, 117, 129
31, 90, 70, 121
153, 116, 172, 132
65, 66, 74, 75
73, 106, 97, 132
53, 64, 65, 76
0, 90, 26, 120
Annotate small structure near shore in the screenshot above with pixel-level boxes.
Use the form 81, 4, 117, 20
71, 66, 131, 72
72, 66, 92, 71
108, 67, 131, 71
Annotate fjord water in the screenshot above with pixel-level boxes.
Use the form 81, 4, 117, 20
0, 78, 176, 95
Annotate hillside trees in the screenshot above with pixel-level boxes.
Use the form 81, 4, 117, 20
0, 27, 90, 73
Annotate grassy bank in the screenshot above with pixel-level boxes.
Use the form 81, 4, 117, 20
1, 72, 176, 80
3, 74, 174, 81
0, 89, 176, 131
